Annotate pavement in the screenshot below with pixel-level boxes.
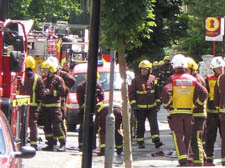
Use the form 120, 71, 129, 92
23, 107, 223, 168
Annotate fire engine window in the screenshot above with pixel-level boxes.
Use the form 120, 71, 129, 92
71, 73, 86, 93
0, 126, 6, 154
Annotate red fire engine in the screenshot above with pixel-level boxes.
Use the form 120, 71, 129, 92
0, 20, 30, 146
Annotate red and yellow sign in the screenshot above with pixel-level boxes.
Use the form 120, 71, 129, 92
205, 17, 220, 37
205, 17, 224, 41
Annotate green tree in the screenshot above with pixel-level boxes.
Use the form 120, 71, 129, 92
100, 1, 156, 167
126, 0, 187, 73
8, 0, 81, 23
178, 0, 225, 61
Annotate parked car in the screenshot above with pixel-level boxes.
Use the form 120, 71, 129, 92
66, 61, 132, 131
0, 110, 36, 168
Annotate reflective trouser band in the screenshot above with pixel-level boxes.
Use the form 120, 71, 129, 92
152, 134, 159, 139
116, 144, 123, 149
207, 156, 213, 160
41, 103, 61, 107
58, 123, 66, 139
136, 137, 144, 142
129, 100, 136, 105
222, 158, 225, 162
53, 90, 57, 97
219, 109, 225, 113
30, 103, 38, 106
193, 131, 204, 164
207, 109, 218, 113
156, 99, 161, 103
45, 133, 53, 138
172, 131, 187, 161
193, 112, 207, 117
137, 103, 156, 109
100, 144, 105, 148
30, 141, 37, 145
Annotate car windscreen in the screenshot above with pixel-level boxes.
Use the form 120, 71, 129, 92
0, 124, 6, 155
70, 72, 122, 92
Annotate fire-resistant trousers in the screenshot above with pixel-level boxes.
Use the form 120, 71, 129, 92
29, 106, 39, 147
169, 114, 193, 165
191, 117, 206, 166
204, 113, 221, 163
134, 108, 160, 144
97, 108, 123, 153
42, 107, 66, 146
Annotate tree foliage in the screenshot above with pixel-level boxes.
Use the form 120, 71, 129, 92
100, 0, 156, 51
8, 0, 81, 23
126, 0, 187, 73
177, 0, 225, 61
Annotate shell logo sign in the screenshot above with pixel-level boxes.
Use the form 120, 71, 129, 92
205, 17, 224, 41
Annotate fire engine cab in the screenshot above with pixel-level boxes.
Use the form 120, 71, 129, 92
0, 20, 30, 146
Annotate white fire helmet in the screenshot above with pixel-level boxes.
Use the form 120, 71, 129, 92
210, 56, 225, 69
46, 56, 59, 69
171, 54, 187, 69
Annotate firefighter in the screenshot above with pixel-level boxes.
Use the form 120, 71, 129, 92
47, 57, 75, 140
129, 60, 162, 149
152, 61, 159, 78
214, 56, 225, 166
77, 72, 104, 151
186, 57, 206, 166
95, 102, 123, 156
162, 54, 208, 167
41, 61, 66, 151
204, 56, 224, 165
62, 60, 71, 73
20, 56, 45, 150
158, 56, 175, 89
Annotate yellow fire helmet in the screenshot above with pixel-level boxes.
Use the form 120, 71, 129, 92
41, 61, 50, 69
153, 61, 159, 66
159, 60, 165, 66
163, 56, 172, 61
25, 56, 36, 69
138, 60, 152, 69
186, 57, 198, 71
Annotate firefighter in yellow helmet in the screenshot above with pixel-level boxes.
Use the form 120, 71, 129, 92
129, 60, 163, 149
20, 56, 45, 150
186, 56, 207, 165
40, 61, 66, 151
159, 56, 174, 89
162, 54, 208, 166
205, 56, 225, 165
152, 61, 160, 77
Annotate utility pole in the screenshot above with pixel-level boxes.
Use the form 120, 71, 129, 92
104, 50, 116, 168
81, 0, 101, 168
0, 0, 9, 21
